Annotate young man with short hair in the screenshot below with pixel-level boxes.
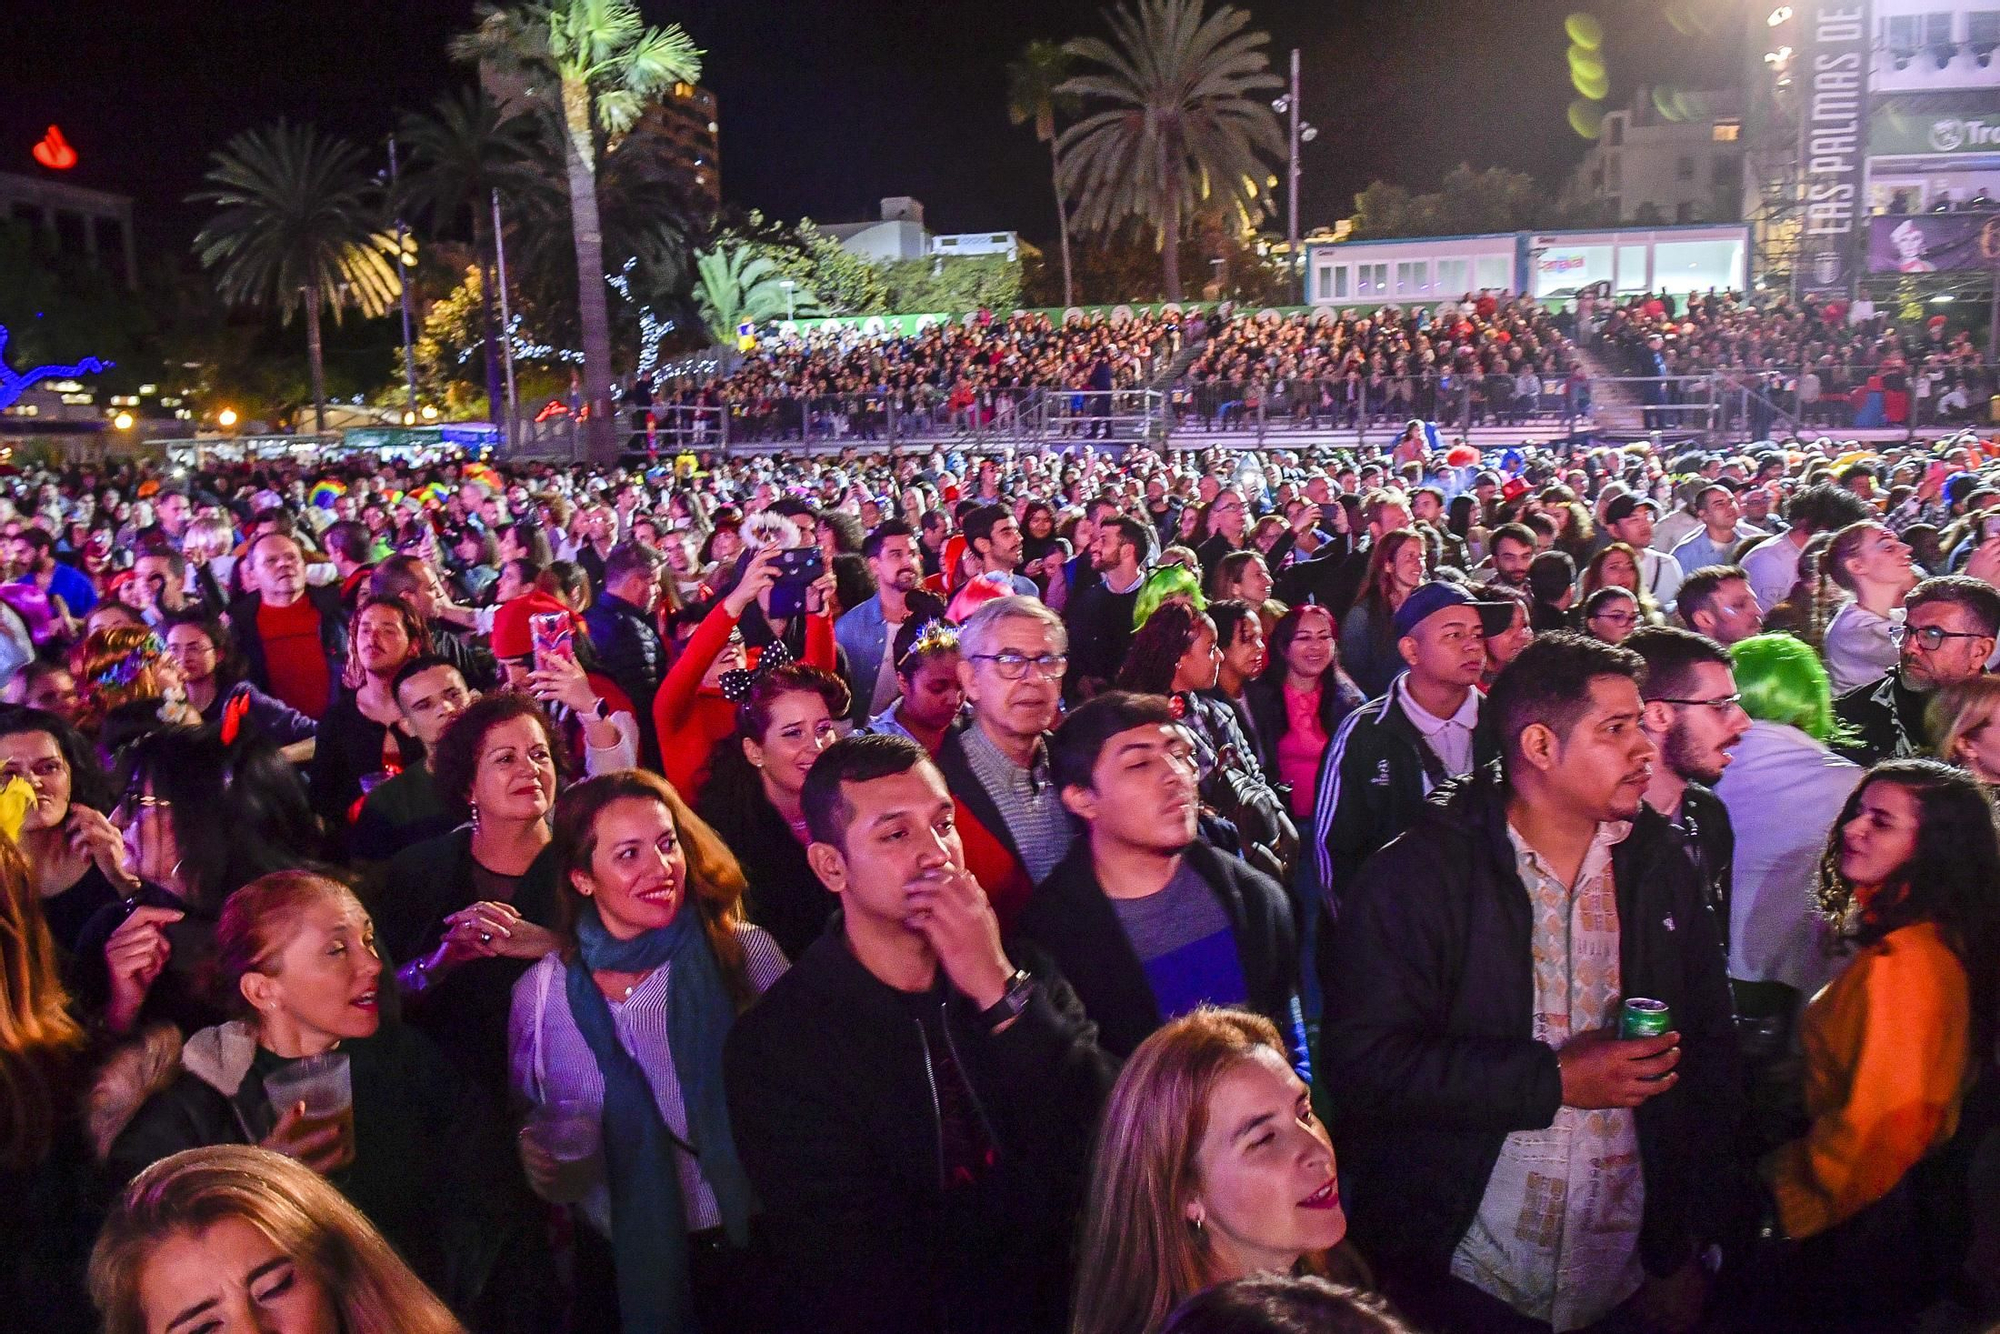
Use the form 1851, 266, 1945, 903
1019, 692, 1307, 1066
1062, 514, 1150, 701
351, 655, 476, 864
1312, 582, 1501, 911
1476, 523, 1538, 591
837, 518, 923, 723
1628, 626, 1749, 952
960, 503, 1038, 597
1321, 633, 1741, 1334
1602, 495, 1683, 609
724, 734, 1115, 1334
1675, 564, 1764, 646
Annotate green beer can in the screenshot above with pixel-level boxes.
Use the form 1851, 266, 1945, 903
1620, 997, 1672, 1040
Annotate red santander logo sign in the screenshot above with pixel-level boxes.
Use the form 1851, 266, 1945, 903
32, 126, 77, 171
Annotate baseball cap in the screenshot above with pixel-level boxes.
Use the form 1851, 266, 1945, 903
1602, 494, 1660, 527
1392, 581, 1507, 639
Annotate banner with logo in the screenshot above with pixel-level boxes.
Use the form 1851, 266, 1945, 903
1799, 0, 1872, 298
1870, 103, 2000, 156
1867, 212, 2000, 272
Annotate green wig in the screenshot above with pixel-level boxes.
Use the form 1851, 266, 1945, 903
1729, 632, 1853, 745
1132, 563, 1207, 630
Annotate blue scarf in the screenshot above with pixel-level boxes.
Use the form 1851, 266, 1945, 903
565, 902, 755, 1334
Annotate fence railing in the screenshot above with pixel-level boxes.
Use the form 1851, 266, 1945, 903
498, 364, 2000, 460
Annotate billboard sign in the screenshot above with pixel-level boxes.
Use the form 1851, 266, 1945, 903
1870, 103, 2000, 156
1798, 2, 1872, 298
1867, 212, 2000, 273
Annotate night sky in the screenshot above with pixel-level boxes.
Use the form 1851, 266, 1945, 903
9, 0, 1744, 257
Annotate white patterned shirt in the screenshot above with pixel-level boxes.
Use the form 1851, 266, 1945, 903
1450, 821, 1645, 1331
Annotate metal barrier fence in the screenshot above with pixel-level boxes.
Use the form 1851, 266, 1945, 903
499, 364, 2000, 461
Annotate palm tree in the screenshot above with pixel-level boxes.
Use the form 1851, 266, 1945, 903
454, 0, 702, 461
191, 120, 400, 432
1056, 0, 1284, 301
397, 88, 540, 431
693, 242, 820, 343
1007, 40, 1081, 309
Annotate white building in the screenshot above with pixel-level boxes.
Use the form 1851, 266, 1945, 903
1862, 0, 2000, 214
822, 197, 1021, 265
1570, 88, 1747, 224
1303, 224, 1749, 306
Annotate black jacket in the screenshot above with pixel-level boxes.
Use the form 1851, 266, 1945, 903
1319, 777, 1744, 1281
1276, 543, 1368, 619
1062, 577, 1141, 699
1832, 669, 1931, 767
583, 591, 665, 760
723, 917, 1117, 1334
697, 782, 835, 962
305, 690, 418, 836
227, 585, 350, 715
1017, 840, 1302, 1063
375, 828, 559, 1108
1675, 782, 1735, 958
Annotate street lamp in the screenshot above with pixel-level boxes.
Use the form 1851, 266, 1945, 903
113, 411, 134, 431
217, 407, 239, 429
1273, 50, 1316, 302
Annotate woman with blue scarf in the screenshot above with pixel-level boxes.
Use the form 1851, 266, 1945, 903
511, 769, 787, 1334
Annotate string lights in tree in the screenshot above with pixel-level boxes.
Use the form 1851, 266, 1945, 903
0, 325, 112, 411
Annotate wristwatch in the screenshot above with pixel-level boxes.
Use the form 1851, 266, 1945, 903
977, 968, 1035, 1032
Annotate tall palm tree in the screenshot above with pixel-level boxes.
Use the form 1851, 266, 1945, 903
190, 120, 400, 432
454, 0, 702, 461
693, 242, 820, 343
397, 88, 541, 431
1057, 0, 1284, 301
1007, 40, 1081, 309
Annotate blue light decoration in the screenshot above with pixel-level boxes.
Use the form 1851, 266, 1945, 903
0, 324, 113, 411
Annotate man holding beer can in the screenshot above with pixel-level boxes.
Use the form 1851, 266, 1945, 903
1321, 634, 1743, 1334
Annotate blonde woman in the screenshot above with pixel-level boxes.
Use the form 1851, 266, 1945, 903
1928, 675, 2000, 783
90, 1144, 464, 1334
0, 786, 100, 1334
1072, 1008, 1364, 1334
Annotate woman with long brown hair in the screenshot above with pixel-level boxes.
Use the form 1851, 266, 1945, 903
1337, 529, 1425, 698
1072, 1008, 1362, 1334
91, 1145, 465, 1334
513, 770, 787, 1334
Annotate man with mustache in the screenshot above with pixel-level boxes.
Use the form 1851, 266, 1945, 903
1320, 633, 1741, 1334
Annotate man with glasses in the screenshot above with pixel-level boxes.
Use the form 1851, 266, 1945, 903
1834, 575, 2000, 765
1629, 627, 1749, 953
937, 596, 1076, 930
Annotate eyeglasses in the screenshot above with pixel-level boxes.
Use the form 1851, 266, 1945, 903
1887, 624, 1991, 651
1648, 692, 1743, 713
969, 651, 1068, 681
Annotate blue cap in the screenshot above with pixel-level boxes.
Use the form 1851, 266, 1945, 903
1392, 581, 1507, 639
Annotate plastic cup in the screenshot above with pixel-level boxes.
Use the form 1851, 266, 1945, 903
263, 1051, 354, 1170
526, 1096, 600, 1202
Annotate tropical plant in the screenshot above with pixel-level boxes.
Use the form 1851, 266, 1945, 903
1056, 0, 1284, 300
692, 243, 819, 342
396, 87, 541, 429
454, 0, 702, 460
1007, 39, 1081, 308
190, 119, 400, 431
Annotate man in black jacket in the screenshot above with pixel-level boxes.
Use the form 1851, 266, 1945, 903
582, 539, 667, 764
1062, 514, 1150, 702
1019, 692, 1307, 1067
1833, 574, 2000, 765
1320, 633, 1742, 1334
724, 734, 1116, 1334
1629, 626, 1747, 954
1276, 486, 1410, 615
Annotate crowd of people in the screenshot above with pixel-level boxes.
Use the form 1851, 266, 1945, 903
7, 420, 2000, 1334
1591, 288, 1996, 432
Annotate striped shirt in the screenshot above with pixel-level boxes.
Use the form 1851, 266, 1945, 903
509, 923, 788, 1238
958, 721, 1074, 883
